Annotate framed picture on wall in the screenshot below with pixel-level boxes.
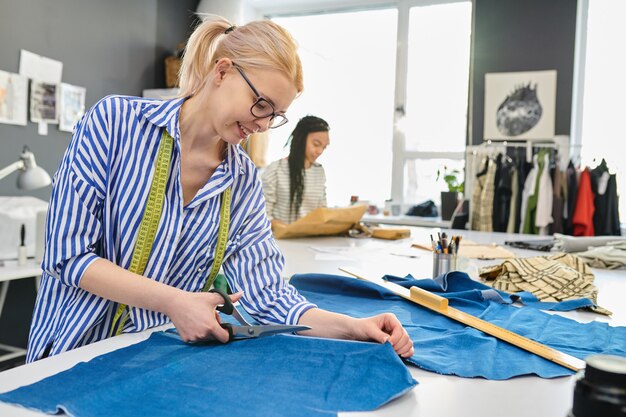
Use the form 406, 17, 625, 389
484, 70, 557, 140
59, 83, 86, 132
30, 80, 59, 124
0, 70, 28, 126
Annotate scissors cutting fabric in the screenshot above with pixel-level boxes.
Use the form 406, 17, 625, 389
207, 288, 311, 341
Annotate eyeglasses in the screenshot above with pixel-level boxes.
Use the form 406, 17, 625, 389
234, 65, 288, 129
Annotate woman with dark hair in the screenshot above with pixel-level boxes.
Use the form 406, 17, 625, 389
262, 115, 330, 225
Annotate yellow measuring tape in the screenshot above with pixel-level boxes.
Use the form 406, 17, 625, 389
340, 267, 586, 372
110, 130, 232, 336
202, 187, 231, 292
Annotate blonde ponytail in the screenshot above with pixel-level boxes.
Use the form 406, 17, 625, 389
178, 15, 303, 98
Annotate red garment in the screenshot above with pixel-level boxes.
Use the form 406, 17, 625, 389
572, 168, 595, 236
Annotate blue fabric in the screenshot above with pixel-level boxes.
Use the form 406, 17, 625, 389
290, 272, 626, 380
386, 272, 596, 312
0, 332, 416, 417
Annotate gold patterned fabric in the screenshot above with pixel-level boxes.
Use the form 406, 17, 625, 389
471, 157, 496, 232
479, 253, 611, 315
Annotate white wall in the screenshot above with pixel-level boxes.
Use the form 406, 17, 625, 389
196, 0, 261, 24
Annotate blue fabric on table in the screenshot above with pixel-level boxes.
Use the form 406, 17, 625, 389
0, 332, 416, 417
385, 272, 596, 311
290, 272, 626, 380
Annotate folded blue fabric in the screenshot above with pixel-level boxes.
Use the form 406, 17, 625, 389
385, 271, 596, 311
291, 272, 626, 380
0, 332, 416, 417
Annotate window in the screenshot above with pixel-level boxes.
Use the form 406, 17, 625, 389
399, 1, 472, 205
404, 2, 472, 154
577, 0, 626, 217
269, 10, 398, 207
264, 1, 472, 208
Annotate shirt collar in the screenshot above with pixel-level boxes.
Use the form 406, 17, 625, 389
134, 97, 248, 207
135, 97, 245, 174
134, 97, 186, 140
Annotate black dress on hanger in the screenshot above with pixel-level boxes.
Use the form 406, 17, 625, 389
590, 159, 621, 236
564, 160, 578, 235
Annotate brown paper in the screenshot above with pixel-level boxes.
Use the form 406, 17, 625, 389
457, 241, 516, 259
273, 205, 367, 239
371, 227, 411, 240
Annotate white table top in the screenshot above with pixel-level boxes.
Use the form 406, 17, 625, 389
363, 213, 452, 228
0, 259, 42, 283
1, 228, 625, 417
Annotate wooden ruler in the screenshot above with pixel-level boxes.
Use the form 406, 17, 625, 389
339, 267, 585, 372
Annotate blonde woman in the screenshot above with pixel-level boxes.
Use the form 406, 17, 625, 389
27, 16, 413, 362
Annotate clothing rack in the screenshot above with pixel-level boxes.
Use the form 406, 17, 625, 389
465, 139, 586, 198
465, 138, 618, 236
466, 140, 565, 216
479, 139, 560, 148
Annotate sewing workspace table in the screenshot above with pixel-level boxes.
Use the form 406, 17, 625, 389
0, 227, 625, 417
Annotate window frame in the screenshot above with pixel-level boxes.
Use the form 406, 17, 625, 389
260, 0, 472, 205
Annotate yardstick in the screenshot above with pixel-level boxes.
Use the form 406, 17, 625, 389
339, 267, 585, 372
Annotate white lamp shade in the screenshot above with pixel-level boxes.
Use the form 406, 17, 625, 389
17, 165, 52, 190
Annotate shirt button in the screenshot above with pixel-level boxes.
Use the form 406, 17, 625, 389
179, 273, 183, 278
197, 267, 204, 272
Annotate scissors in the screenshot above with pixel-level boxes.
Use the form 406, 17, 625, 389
207, 288, 311, 341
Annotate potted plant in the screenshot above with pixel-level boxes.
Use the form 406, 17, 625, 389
436, 167, 464, 221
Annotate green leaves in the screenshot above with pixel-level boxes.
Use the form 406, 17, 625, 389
436, 167, 464, 193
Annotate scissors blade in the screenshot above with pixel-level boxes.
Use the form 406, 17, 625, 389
230, 324, 311, 339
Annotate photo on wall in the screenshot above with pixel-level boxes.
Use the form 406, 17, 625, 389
59, 83, 86, 132
483, 70, 557, 140
30, 80, 59, 123
0, 70, 28, 126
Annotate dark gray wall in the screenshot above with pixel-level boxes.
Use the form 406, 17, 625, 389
0, 0, 197, 354
156, 0, 201, 92
468, 0, 578, 145
0, 0, 198, 201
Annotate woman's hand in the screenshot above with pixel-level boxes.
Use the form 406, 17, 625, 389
351, 313, 414, 358
298, 308, 414, 358
164, 290, 243, 343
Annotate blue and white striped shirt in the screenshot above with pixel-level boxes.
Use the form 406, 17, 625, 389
26, 95, 316, 362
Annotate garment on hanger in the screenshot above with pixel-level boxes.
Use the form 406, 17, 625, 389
520, 153, 542, 234
549, 164, 566, 235
506, 167, 519, 233
572, 168, 595, 236
564, 160, 579, 235
590, 160, 621, 236
591, 159, 610, 235
491, 154, 503, 230
492, 154, 515, 232
534, 151, 554, 235
471, 157, 496, 231
513, 150, 533, 233
470, 157, 487, 230
603, 174, 621, 235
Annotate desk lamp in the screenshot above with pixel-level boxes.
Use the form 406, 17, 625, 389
0, 146, 52, 190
